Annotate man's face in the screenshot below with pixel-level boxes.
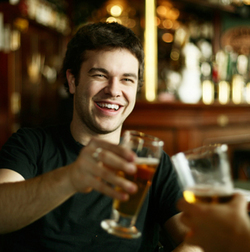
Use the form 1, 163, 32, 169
69, 49, 139, 134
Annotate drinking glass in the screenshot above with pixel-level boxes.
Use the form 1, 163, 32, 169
101, 130, 164, 239
171, 144, 234, 204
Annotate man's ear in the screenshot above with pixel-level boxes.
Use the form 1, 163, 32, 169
66, 69, 76, 94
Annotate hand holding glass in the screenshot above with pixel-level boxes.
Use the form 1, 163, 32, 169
171, 144, 234, 204
101, 130, 164, 239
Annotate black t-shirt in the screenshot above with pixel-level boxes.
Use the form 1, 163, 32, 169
0, 124, 182, 252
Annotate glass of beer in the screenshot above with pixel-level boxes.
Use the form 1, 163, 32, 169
101, 130, 164, 239
171, 144, 234, 204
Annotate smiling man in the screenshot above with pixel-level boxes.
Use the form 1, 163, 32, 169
67, 49, 138, 139
0, 22, 200, 252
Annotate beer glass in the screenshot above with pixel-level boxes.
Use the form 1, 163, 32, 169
171, 144, 234, 204
101, 130, 164, 239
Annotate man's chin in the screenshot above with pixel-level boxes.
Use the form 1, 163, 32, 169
93, 125, 121, 135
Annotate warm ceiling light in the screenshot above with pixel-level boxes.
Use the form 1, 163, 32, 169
110, 5, 123, 17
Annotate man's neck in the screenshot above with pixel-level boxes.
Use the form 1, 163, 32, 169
70, 121, 121, 146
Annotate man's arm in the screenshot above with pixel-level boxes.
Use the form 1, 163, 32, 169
162, 213, 204, 252
0, 166, 76, 233
0, 138, 137, 234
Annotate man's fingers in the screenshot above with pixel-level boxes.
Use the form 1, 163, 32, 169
88, 137, 136, 162
95, 148, 136, 174
74, 138, 138, 198
83, 176, 130, 201
90, 162, 137, 194
231, 193, 248, 211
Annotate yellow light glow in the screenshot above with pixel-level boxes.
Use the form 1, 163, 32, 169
13, 18, 29, 31
170, 49, 180, 61
127, 19, 136, 28
156, 5, 167, 17
106, 17, 118, 23
183, 190, 196, 204
145, 0, 157, 101
11, 92, 21, 114
218, 80, 230, 104
110, 5, 123, 17
162, 32, 173, 43
168, 8, 180, 20
246, 82, 250, 104
162, 19, 173, 29
156, 17, 161, 26
10, 30, 20, 51
202, 80, 214, 104
9, 0, 19, 5
172, 20, 180, 30
232, 75, 244, 104
243, 0, 250, 5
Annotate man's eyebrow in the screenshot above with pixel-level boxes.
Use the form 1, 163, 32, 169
88, 68, 109, 74
88, 67, 138, 79
123, 73, 138, 79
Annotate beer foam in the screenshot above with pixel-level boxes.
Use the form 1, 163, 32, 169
187, 185, 232, 196
135, 157, 159, 165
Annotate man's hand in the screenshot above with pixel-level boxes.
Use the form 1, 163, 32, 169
68, 137, 138, 200
0, 137, 138, 234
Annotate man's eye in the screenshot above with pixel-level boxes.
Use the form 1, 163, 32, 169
123, 78, 134, 83
93, 74, 106, 78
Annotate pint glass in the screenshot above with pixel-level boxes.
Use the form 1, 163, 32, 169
101, 130, 164, 238
171, 144, 234, 204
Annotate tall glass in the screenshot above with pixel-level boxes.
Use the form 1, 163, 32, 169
101, 130, 164, 239
171, 144, 234, 204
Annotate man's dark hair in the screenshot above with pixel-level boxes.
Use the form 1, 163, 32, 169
62, 22, 144, 93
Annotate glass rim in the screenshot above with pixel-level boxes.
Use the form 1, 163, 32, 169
172, 144, 228, 158
123, 130, 164, 147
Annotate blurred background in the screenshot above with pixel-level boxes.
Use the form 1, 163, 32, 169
1, 0, 250, 181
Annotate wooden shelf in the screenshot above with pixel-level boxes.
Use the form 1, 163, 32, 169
123, 101, 250, 156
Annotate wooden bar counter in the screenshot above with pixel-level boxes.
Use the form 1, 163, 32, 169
123, 101, 250, 157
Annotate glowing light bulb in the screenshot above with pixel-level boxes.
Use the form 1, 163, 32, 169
110, 5, 122, 17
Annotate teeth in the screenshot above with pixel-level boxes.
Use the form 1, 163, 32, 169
97, 103, 119, 111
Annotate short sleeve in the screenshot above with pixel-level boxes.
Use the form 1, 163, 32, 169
0, 128, 43, 179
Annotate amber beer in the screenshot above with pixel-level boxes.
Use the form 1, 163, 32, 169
113, 157, 159, 217
183, 186, 233, 204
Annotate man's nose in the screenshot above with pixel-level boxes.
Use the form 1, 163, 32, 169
104, 77, 122, 97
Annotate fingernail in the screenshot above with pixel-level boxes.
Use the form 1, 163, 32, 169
120, 193, 129, 201
127, 163, 136, 173
128, 182, 137, 193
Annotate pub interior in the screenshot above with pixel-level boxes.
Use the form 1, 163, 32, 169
1, 0, 250, 185
1, 1, 250, 251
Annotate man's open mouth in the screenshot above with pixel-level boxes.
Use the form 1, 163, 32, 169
96, 102, 120, 111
